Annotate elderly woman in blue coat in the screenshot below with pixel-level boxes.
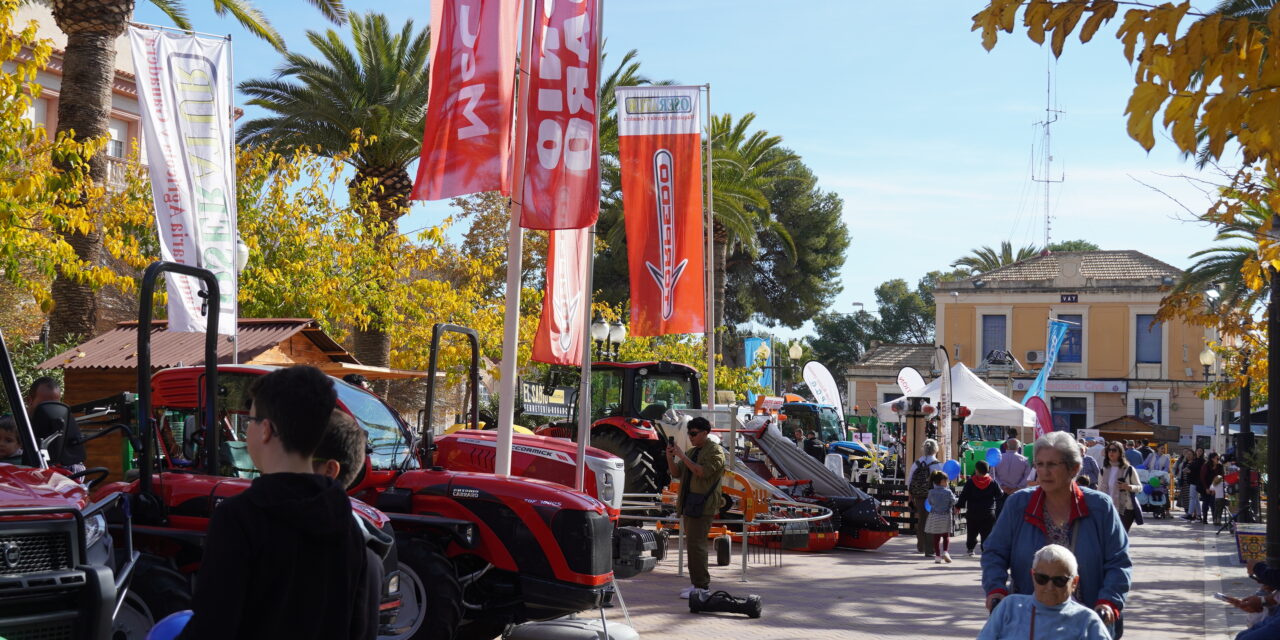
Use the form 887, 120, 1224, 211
982, 431, 1132, 637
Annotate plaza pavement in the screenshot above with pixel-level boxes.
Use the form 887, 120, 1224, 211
602, 515, 1258, 639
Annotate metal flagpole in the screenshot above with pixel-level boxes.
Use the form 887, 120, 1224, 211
575, 0, 604, 493
227, 33, 238, 365
703, 83, 715, 411
496, 0, 538, 477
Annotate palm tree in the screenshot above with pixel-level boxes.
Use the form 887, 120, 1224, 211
237, 12, 429, 367
1169, 197, 1268, 312
44, 0, 346, 343
950, 241, 1040, 275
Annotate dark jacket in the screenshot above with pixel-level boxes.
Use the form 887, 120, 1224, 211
1188, 458, 1206, 487
1200, 462, 1224, 492
957, 474, 1001, 515
179, 473, 373, 640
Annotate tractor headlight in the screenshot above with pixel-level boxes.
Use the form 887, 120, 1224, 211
85, 514, 108, 549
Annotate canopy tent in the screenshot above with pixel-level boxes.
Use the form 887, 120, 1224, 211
874, 363, 1036, 428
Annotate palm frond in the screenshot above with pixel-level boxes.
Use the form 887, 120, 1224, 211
212, 0, 285, 51
146, 0, 192, 30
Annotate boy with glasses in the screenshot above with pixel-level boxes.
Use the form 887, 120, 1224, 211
665, 417, 724, 598
180, 366, 375, 640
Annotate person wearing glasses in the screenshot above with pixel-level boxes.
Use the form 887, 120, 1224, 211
665, 417, 725, 599
982, 431, 1131, 638
180, 366, 376, 640
977, 544, 1110, 639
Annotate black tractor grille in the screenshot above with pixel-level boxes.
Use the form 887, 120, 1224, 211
0, 619, 76, 640
0, 533, 73, 575
551, 510, 612, 577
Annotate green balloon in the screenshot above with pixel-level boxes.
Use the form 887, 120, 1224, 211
1148, 475, 1162, 487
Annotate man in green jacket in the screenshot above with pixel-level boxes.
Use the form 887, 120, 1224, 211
666, 416, 725, 598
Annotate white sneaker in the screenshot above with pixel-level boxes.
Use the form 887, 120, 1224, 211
934, 556, 943, 564
679, 586, 698, 599
943, 552, 953, 563
966, 551, 976, 557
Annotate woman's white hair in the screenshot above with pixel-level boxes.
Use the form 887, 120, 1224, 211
1034, 431, 1082, 470
922, 438, 938, 455
1033, 544, 1079, 577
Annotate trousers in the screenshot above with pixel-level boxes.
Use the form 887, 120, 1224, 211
966, 511, 995, 552
912, 496, 930, 554
683, 514, 714, 589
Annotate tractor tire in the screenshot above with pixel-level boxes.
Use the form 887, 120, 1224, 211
128, 555, 192, 624
715, 535, 731, 566
110, 592, 154, 640
591, 428, 661, 497
395, 537, 463, 640
652, 529, 670, 561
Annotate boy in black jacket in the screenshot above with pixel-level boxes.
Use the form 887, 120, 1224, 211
180, 366, 372, 640
956, 459, 1001, 557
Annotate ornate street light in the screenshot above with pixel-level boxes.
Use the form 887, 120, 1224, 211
590, 319, 626, 360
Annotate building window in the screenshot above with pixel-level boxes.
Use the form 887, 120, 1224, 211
882, 392, 902, 404
1134, 398, 1162, 423
1057, 314, 1082, 363
107, 118, 127, 158
982, 315, 1007, 361
1135, 314, 1162, 364
1051, 397, 1088, 433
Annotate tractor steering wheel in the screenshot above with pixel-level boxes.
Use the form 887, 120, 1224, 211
67, 467, 111, 489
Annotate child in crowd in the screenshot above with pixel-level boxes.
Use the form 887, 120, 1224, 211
311, 410, 369, 489
956, 460, 1000, 557
0, 416, 21, 464
1211, 474, 1227, 526
179, 366, 375, 640
924, 470, 957, 563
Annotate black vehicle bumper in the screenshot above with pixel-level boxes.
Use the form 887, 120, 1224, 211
0, 564, 115, 640
518, 575, 610, 618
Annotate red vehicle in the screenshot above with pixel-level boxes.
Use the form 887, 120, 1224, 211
536, 360, 702, 496
87, 262, 410, 639
139, 322, 635, 640
0, 325, 140, 639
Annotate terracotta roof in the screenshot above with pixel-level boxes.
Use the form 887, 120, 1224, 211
38, 318, 358, 370
851, 343, 935, 371
942, 250, 1182, 288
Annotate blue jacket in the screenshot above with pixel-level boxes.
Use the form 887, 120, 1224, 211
977, 594, 1110, 640
981, 485, 1132, 615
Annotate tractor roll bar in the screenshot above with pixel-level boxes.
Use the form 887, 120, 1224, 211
423, 324, 480, 433
137, 262, 221, 496
0, 327, 43, 468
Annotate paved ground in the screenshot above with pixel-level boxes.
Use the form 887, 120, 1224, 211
598, 514, 1259, 639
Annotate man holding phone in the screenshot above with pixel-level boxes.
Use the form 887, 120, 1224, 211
665, 417, 724, 599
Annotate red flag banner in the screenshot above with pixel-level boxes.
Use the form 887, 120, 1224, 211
412, 0, 516, 201
532, 228, 591, 365
616, 86, 705, 336
519, 0, 599, 229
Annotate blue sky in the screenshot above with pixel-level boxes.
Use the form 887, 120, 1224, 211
133, 1, 1223, 340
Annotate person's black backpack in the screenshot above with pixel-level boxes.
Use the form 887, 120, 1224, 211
909, 460, 933, 499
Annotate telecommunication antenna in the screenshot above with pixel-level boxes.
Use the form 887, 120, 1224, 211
1031, 55, 1064, 250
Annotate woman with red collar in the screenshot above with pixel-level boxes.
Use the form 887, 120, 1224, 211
981, 431, 1133, 638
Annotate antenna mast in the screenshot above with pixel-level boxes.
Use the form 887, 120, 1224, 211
1031, 55, 1064, 250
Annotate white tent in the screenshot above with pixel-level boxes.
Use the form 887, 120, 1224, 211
874, 363, 1035, 427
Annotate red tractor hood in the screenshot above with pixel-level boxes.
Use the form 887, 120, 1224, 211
0, 464, 89, 512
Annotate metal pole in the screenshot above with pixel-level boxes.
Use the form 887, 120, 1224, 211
227, 33, 239, 366
703, 84, 715, 411
495, 0, 538, 477
1239, 364, 1254, 522
1268, 250, 1280, 564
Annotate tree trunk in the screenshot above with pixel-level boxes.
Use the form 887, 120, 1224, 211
712, 221, 729, 360
348, 164, 413, 368
47, 0, 136, 343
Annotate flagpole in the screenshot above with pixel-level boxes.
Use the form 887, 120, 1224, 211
227, 33, 239, 365
495, 0, 538, 477
574, 0, 604, 493
703, 83, 715, 412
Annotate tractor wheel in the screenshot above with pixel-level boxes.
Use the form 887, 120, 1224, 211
379, 559, 428, 640
128, 556, 192, 624
715, 535, 732, 566
591, 428, 661, 497
652, 529, 670, 561
395, 538, 463, 640
110, 592, 154, 640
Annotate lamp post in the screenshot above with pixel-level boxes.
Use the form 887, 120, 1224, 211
788, 341, 803, 394
1202, 344, 1256, 523
590, 318, 626, 360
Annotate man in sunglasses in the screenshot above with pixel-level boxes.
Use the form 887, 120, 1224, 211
977, 544, 1109, 639
665, 417, 725, 599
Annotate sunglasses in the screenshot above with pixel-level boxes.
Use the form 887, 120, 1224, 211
1032, 573, 1072, 588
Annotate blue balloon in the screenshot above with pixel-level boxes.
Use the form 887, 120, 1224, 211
943, 459, 961, 480
925, 500, 931, 512
147, 611, 193, 640
1143, 484, 1153, 495
1136, 464, 1147, 470
985, 447, 1003, 467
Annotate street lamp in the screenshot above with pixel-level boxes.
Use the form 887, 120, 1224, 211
590, 318, 626, 360
787, 342, 804, 394
1199, 345, 1215, 382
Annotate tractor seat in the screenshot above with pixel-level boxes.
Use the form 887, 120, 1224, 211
639, 403, 667, 422
220, 441, 258, 479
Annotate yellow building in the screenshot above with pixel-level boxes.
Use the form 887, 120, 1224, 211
932, 250, 1214, 442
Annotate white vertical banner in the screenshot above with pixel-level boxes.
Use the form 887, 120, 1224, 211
937, 347, 953, 461
129, 27, 237, 335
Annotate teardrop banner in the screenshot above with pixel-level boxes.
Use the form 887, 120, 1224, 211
617, 86, 706, 336
802, 361, 842, 411
897, 367, 926, 396
532, 228, 591, 365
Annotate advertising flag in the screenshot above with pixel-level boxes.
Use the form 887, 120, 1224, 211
1021, 319, 1071, 403
617, 86, 705, 336
129, 27, 236, 335
936, 346, 953, 460
532, 228, 591, 365
803, 361, 842, 411
519, 0, 600, 229
412, 0, 517, 200
1028, 396, 1054, 439
743, 337, 773, 402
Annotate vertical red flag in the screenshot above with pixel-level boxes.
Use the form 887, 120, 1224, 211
616, 86, 705, 336
519, 0, 599, 229
532, 228, 591, 364
412, 0, 516, 200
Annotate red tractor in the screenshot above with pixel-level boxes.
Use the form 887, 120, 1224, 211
0, 324, 141, 639
135, 320, 634, 640
536, 360, 702, 497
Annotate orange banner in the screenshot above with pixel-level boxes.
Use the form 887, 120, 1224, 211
412, 0, 516, 200
617, 87, 705, 336
533, 228, 591, 365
